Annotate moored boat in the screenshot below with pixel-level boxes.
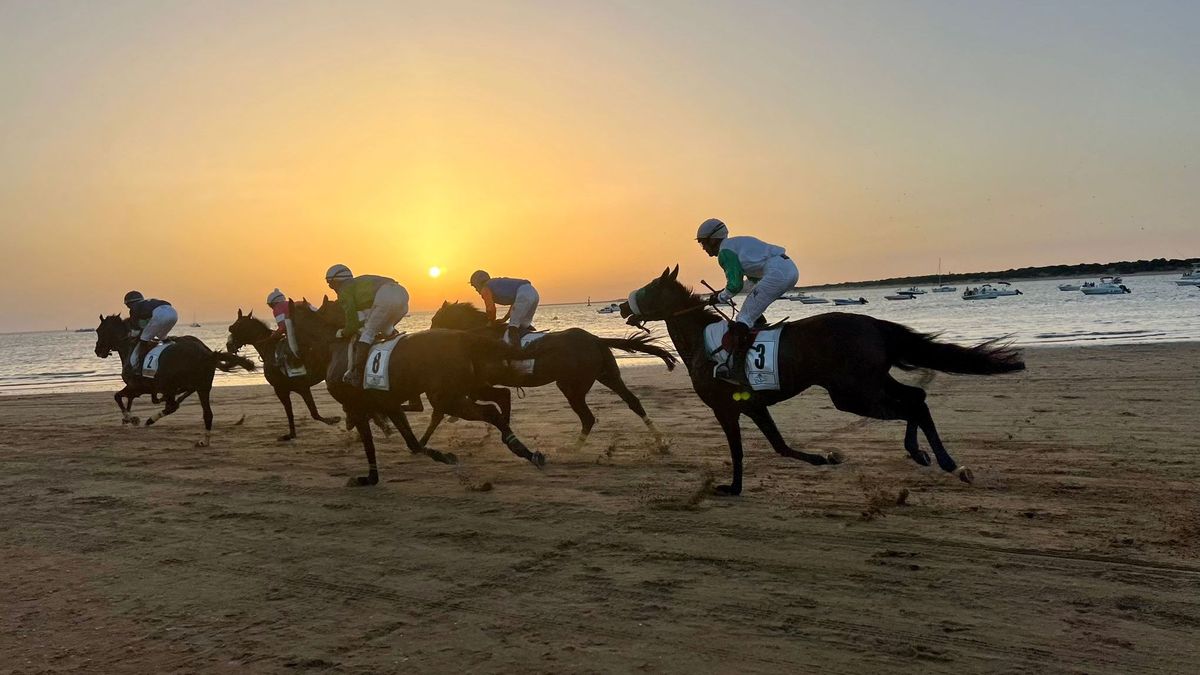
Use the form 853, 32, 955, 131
1080, 276, 1131, 295
833, 297, 868, 305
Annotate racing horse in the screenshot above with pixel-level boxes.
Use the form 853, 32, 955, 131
291, 298, 545, 486
428, 301, 677, 450
619, 266, 1025, 495
95, 314, 256, 446
226, 305, 341, 440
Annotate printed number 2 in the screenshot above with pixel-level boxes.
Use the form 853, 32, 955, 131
752, 344, 766, 370
371, 353, 383, 374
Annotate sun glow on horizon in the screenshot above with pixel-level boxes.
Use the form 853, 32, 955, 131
428, 266, 442, 278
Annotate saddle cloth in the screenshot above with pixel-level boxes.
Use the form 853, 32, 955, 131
363, 333, 407, 391
141, 342, 171, 379
702, 322, 783, 391
509, 331, 548, 375
274, 341, 307, 378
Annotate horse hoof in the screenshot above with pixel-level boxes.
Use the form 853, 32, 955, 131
129, 416, 140, 426
277, 433, 296, 442
825, 450, 845, 465
443, 452, 459, 465
529, 451, 546, 469
713, 484, 742, 497
143, 419, 155, 427
346, 474, 379, 487
324, 416, 342, 426
909, 450, 932, 467
194, 440, 209, 448
955, 466, 974, 484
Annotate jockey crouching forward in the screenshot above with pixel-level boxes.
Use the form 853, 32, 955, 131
325, 264, 410, 387
267, 288, 302, 366
696, 218, 799, 386
469, 270, 539, 345
124, 290, 178, 374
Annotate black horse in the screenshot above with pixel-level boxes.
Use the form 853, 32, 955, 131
292, 298, 545, 486
619, 266, 1025, 496
226, 305, 341, 440
95, 314, 256, 446
428, 302, 677, 450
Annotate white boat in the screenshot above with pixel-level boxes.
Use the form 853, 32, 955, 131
991, 281, 1022, 296
1057, 283, 1081, 291
784, 291, 810, 301
1175, 264, 1200, 286
896, 286, 926, 295
799, 296, 829, 304
931, 285, 956, 292
962, 285, 1000, 300
833, 297, 868, 305
885, 293, 915, 301
1080, 276, 1131, 295
597, 303, 621, 314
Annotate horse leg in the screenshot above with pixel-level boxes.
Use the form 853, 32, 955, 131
712, 405, 745, 496
743, 406, 839, 465
144, 392, 180, 426
347, 412, 380, 486
597, 366, 667, 452
417, 410, 445, 447
275, 387, 297, 441
389, 411, 457, 465
299, 386, 340, 426
432, 393, 544, 468
556, 380, 595, 450
195, 388, 213, 448
401, 396, 424, 412
114, 387, 135, 425
884, 379, 970, 482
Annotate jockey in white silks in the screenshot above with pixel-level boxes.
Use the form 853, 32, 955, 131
469, 270, 540, 345
695, 218, 799, 386
124, 290, 178, 373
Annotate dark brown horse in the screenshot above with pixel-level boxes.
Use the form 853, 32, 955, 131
226, 305, 341, 440
619, 266, 1025, 496
427, 301, 677, 450
95, 314, 256, 446
292, 298, 545, 486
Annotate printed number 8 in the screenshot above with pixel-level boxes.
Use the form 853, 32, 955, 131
371, 353, 383, 374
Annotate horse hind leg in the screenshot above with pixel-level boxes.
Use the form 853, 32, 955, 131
597, 366, 668, 453
434, 393, 544, 468
556, 380, 596, 451
195, 388, 213, 448
883, 378, 970, 482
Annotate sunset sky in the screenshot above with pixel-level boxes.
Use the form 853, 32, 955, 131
2, 0, 1198, 332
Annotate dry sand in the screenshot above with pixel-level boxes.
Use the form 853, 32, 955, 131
2, 343, 1199, 673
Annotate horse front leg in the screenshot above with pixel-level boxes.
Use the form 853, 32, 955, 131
299, 386, 340, 426
114, 387, 135, 425
274, 386, 297, 441
347, 412, 380, 486
390, 411, 457, 465
744, 407, 842, 466
713, 406, 745, 496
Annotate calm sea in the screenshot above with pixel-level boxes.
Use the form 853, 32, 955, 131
2, 273, 1196, 396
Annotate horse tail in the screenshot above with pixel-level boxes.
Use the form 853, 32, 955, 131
598, 334, 677, 371
881, 321, 1024, 375
212, 351, 257, 373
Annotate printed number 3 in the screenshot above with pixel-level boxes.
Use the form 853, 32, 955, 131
371, 353, 383, 374
752, 344, 766, 370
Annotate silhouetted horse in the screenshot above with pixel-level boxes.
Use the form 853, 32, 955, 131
619, 266, 1025, 496
226, 305, 341, 440
291, 298, 544, 486
95, 314, 255, 446
429, 302, 677, 450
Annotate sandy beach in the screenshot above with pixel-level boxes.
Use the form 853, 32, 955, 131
2, 342, 1199, 673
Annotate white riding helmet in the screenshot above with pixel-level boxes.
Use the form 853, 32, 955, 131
325, 264, 353, 284
696, 218, 728, 241
266, 288, 285, 305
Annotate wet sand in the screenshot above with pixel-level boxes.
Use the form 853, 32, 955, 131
2, 343, 1199, 673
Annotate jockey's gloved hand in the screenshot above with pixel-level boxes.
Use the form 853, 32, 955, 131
716, 289, 734, 305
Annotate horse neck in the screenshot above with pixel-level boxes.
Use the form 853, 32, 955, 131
664, 309, 716, 374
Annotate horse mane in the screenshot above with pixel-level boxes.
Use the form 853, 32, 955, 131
664, 278, 723, 325
435, 301, 489, 323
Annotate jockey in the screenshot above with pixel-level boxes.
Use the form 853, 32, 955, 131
696, 218, 799, 386
325, 264, 410, 386
469, 270, 540, 344
123, 290, 178, 373
266, 288, 302, 362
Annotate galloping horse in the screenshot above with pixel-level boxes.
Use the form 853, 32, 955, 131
226, 305, 341, 440
429, 302, 677, 450
619, 266, 1025, 496
95, 315, 256, 446
291, 298, 545, 486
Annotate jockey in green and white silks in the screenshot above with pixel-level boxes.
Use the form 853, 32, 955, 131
325, 264, 410, 387
469, 270, 540, 344
696, 218, 799, 386
124, 290, 178, 372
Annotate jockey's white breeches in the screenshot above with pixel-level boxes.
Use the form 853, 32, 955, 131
358, 283, 410, 344
737, 255, 798, 327
508, 284, 539, 328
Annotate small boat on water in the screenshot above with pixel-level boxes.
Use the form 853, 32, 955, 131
1058, 282, 1082, 291
597, 303, 621, 314
784, 292, 810, 301
990, 281, 1022, 296
1175, 264, 1200, 286
885, 293, 915, 301
74, 328, 95, 333
931, 285, 956, 293
799, 296, 829, 304
962, 285, 1000, 300
1080, 276, 1131, 295
833, 297, 868, 305
896, 286, 926, 295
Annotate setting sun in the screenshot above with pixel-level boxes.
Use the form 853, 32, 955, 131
428, 266, 442, 278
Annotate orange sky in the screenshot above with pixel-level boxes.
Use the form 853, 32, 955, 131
1, 2, 1197, 331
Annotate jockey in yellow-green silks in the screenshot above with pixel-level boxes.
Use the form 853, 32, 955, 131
696, 218, 799, 386
324, 264, 410, 387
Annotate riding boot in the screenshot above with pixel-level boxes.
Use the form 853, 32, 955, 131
130, 340, 150, 376
716, 322, 752, 387
504, 326, 522, 346
344, 341, 370, 386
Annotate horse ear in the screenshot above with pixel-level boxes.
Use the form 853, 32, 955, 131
237, 308, 243, 319
669, 264, 679, 280
661, 266, 671, 278
248, 309, 254, 318
442, 300, 449, 308
99, 314, 104, 321
323, 294, 329, 304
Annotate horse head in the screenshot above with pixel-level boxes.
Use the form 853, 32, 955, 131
619, 265, 693, 324
94, 314, 130, 358
430, 301, 488, 330
226, 308, 271, 353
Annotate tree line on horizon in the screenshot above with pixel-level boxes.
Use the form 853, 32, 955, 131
807, 257, 1200, 290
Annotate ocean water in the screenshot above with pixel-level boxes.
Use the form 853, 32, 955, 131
1, 273, 1196, 396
